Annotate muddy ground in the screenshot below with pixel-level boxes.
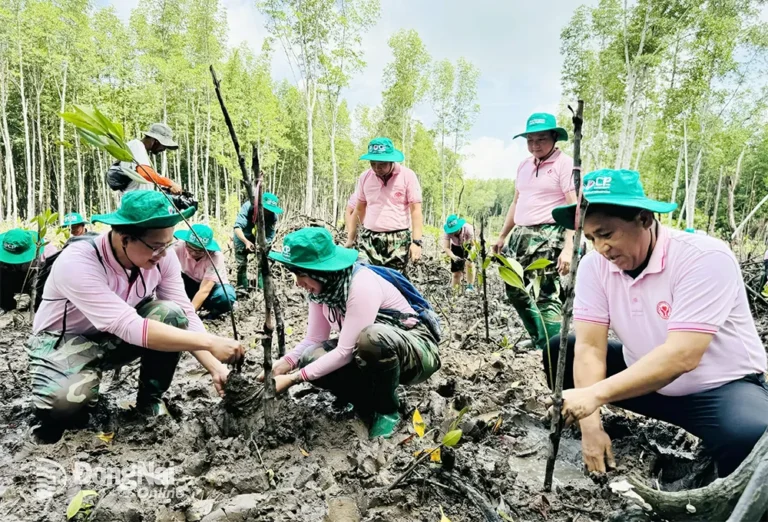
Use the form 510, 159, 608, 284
0, 234, 744, 522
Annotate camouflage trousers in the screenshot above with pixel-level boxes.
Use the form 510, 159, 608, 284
359, 228, 411, 273
26, 299, 188, 419
298, 319, 440, 416
504, 224, 565, 351
234, 244, 255, 290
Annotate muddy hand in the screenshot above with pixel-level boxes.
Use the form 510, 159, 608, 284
544, 388, 603, 427
492, 238, 505, 254
257, 359, 291, 382
581, 428, 616, 473
557, 250, 571, 276
209, 336, 245, 364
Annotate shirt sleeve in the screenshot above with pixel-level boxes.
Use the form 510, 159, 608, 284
50, 246, 150, 346
406, 170, 423, 205
573, 253, 610, 326
667, 250, 740, 334
356, 173, 367, 203
233, 202, 251, 231
347, 191, 358, 209
156, 249, 206, 333
559, 154, 576, 194
300, 270, 382, 381
282, 302, 331, 369
203, 252, 227, 283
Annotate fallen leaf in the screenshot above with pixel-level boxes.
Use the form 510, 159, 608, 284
430, 448, 441, 462
440, 505, 451, 522
509, 381, 521, 389
498, 510, 515, 522
96, 432, 114, 444
285, 326, 294, 336
413, 449, 424, 458
66, 490, 98, 520
412, 409, 426, 438
442, 429, 462, 447
493, 416, 503, 433
399, 433, 417, 446
299, 447, 309, 457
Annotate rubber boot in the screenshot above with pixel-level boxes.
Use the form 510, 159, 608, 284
368, 356, 401, 439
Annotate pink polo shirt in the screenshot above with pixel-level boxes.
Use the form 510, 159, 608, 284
443, 223, 474, 246
171, 242, 229, 285
34, 233, 205, 347
347, 191, 358, 210
357, 164, 422, 232
574, 225, 766, 396
513, 149, 575, 226
281, 266, 416, 382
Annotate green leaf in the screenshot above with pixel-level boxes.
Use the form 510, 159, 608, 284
76, 128, 108, 149
60, 112, 104, 136
449, 406, 469, 432
532, 276, 541, 300
104, 143, 135, 162
66, 490, 98, 520
442, 429, 462, 447
525, 258, 554, 271
498, 267, 525, 290
482, 258, 491, 270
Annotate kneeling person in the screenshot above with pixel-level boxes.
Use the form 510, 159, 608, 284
1, 229, 57, 312
173, 224, 236, 317
263, 227, 441, 439
545, 169, 768, 477
29, 191, 243, 424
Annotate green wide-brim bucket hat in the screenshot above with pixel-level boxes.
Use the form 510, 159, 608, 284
263, 192, 283, 215
514, 112, 568, 142
62, 212, 89, 227
443, 214, 466, 234
359, 137, 404, 163
0, 229, 44, 265
174, 223, 220, 252
552, 169, 678, 230
268, 227, 358, 272
91, 190, 196, 228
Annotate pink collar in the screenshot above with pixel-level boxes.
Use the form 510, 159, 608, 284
608, 222, 670, 277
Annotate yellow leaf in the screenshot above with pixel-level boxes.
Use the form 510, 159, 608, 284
96, 432, 114, 444
413, 449, 424, 458
440, 505, 452, 522
493, 416, 503, 433
430, 448, 442, 462
299, 447, 310, 457
285, 326, 294, 336
412, 409, 426, 438
66, 490, 98, 520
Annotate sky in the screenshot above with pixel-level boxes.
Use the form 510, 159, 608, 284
102, 0, 599, 180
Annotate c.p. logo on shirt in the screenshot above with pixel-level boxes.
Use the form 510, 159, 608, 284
656, 301, 671, 320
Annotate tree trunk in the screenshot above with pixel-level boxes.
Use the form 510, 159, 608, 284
162, 92, 168, 177
16, 36, 33, 221
192, 106, 199, 199
728, 148, 746, 232
330, 107, 339, 224
58, 63, 68, 224
304, 83, 316, 216
36, 87, 44, 211
215, 163, 220, 222
0, 62, 14, 221
686, 146, 703, 230
709, 166, 724, 235
186, 120, 192, 191
203, 100, 211, 218
76, 132, 85, 215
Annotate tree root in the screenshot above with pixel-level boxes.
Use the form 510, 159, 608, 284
435, 470, 502, 522
726, 459, 768, 522
628, 430, 768, 521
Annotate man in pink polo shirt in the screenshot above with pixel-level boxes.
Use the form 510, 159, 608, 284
345, 137, 423, 273
493, 113, 577, 351
545, 169, 768, 477
27, 191, 243, 436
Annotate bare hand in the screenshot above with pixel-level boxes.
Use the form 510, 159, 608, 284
449, 253, 460, 262
549, 387, 603, 426
557, 249, 571, 276
244, 240, 256, 252
581, 428, 616, 473
492, 238, 505, 254
211, 366, 230, 398
209, 336, 245, 364
410, 243, 422, 262
257, 359, 291, 382
170, 182, 183, 195
274, 373, 299, 394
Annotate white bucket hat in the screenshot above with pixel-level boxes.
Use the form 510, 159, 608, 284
144, 123, 179, 150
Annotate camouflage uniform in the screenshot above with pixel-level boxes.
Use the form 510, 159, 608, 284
505, 224, 566, 351
27, 299, 187, 419
359, 228, 411, 273
297, 316, 440, 415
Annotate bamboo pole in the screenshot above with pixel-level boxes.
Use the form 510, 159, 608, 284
544, 100, 585, 492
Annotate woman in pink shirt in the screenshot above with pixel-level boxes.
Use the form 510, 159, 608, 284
493, 113, 577, 352
172, 223, 236, 318
260, 227, 441, 439
546, 169, 768, 477
0, 229, 57, 312
441, 214, 476, 292
28, 191, 244, 435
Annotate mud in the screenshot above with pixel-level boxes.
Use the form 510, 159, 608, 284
0, 238, 723, 522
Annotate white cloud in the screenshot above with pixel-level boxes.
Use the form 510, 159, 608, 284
461, 137, 528, 181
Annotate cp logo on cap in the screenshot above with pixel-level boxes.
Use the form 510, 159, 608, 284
448, 219, 458, 228
282, 245, 291, 260
529, 118, 546, 125
200, 237, 210, 245
167, 205, 175, 215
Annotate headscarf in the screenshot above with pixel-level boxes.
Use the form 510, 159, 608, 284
305, 266, 354, 319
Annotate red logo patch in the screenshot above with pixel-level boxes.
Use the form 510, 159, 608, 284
656, 301, 671, 320
547, 168, 554, 175
394, 191, 404, 200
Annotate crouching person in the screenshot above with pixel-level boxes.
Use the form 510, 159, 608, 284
545, 169, 768, 477
172, 224, 236, 318
28, 191, 244, 428
0, 229, 57, 312
260, 227, 441, 439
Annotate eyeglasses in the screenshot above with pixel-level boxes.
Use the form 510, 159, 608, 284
135, 237, 176, 257
185, 243, 205, 254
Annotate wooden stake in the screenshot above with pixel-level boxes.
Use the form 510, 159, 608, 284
480, 215, 490, 342
544, 100, 585, 492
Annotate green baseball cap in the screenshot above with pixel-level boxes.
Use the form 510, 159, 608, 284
268, 227, 358, 272
359, 137, 404, 163
62, 212, 89, 227
443, 214, 466, 235
174, 223, 220, 252
263, 192, 283, 215
0, 229, 44, 265
514, 113, 568, 142
91, 190, 196, 228
552, 169, 678, 230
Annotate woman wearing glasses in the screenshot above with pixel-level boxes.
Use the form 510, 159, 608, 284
28, 191, 244, 434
